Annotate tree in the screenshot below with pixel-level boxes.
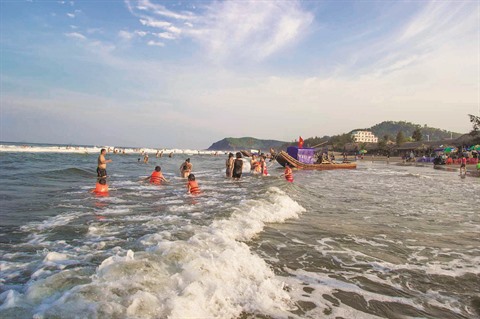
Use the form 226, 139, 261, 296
396, 131, 406, 146
469, 114, 480, 136
412, 128, 423, 141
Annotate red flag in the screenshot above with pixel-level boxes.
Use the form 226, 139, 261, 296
298, 136, 304, 148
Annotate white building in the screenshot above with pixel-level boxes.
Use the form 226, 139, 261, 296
352, 131, 378, 143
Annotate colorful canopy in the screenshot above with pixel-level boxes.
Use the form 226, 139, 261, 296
359, 150, 367, 154
444, 147, 456, 153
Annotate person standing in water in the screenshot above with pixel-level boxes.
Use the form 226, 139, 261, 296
232, 152, 243, 179
180, 158, 192, 178
459, 155, 467, 176
259, 155, 268, 176
97, 148, 112, 183
226, 153, 234, 177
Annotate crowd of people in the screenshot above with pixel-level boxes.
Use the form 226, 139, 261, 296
93, 149, 293, 195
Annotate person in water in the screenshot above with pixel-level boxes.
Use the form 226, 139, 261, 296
187, 173, 201, 194
259, 155, 268, 176
459, 155, 467, 175
148, 166, 168, 184
282, 163, 294, 182
180, 158, 192, 178
232, 152, 243, 179
251, 154, 261, 174
92, 178, 109, 194
226, 153, 234, 178
97, 148, 112, 183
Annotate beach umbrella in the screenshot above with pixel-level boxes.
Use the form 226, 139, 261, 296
444, 147, 456, 153
470, 145, 480, 151
359, 149, 367, 154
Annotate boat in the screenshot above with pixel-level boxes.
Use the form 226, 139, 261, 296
275, 150, 357, 170
240, 150, 253, 157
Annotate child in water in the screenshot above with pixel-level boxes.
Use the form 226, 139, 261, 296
282, 163, 294, 182
187, 174, 201, 194
92, 178, 109, 195
149, 166, 168, 184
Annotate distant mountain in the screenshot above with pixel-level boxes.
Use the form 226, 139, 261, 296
207, 137, 287, 151
362, 121, 461, 141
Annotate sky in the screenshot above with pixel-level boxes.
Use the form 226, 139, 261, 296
1, 0, 479, 149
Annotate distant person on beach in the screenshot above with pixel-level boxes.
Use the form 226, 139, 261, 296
143, 154, 149, 164
226, 153, 234, 177
148, 166, 168, 185
180, 158, 192, 178
187, 174, 201, 194
97, 148, 112, 183
232, 152, 243, 179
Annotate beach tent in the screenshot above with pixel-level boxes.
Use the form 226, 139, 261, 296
444, 147, 456, 153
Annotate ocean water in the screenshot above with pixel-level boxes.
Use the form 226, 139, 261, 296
0, 145, 479, 318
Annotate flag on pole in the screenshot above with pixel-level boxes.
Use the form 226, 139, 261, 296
298, 136, 304, 148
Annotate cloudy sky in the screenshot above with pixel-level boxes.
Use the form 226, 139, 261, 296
1, 0, 478, 148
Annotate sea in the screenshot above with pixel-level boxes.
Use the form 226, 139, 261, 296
0, 142, 479, 319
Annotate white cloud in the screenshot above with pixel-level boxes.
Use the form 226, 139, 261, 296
135, 30, 148, 37
147, 40, 164, 47
118, 30, 134, 40
126, 0, 313, 61
132, 0, 194, 20
154, 32, 176, 40
64, 32, 86, 40
67, 13, 75, 18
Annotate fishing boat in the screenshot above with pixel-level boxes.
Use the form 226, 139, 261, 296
276, 150, 356, 170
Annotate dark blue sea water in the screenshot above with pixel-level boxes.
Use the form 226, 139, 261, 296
0, 145, 479, 318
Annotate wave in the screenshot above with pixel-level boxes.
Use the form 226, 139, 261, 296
1, 187, 306, 318
0, 144, 222, 155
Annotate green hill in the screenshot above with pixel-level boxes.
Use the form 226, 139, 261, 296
366, 121, 461, 141
207, 137, 287, 151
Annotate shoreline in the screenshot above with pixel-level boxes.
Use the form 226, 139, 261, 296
353, 154, 480, 177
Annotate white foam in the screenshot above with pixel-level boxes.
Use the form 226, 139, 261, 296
0, 143, 224, 155
17, 187, 305, 318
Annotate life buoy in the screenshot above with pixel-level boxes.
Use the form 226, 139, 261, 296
188, 180, 201, 194
150, 171, 163, 184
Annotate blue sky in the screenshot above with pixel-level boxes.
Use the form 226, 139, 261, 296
1, 0, 478, 148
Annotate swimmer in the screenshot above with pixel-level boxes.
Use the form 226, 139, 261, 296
187, 173, 201, 194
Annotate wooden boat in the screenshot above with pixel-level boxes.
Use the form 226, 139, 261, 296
275, 151, 357, 170
240, 150, 253, 157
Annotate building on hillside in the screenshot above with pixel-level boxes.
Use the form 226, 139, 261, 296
351, 131, 378, 143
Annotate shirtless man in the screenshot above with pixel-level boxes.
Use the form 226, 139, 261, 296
226, 153, 234, 177
97, 148, 112, 182
180, 158, 192, 178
